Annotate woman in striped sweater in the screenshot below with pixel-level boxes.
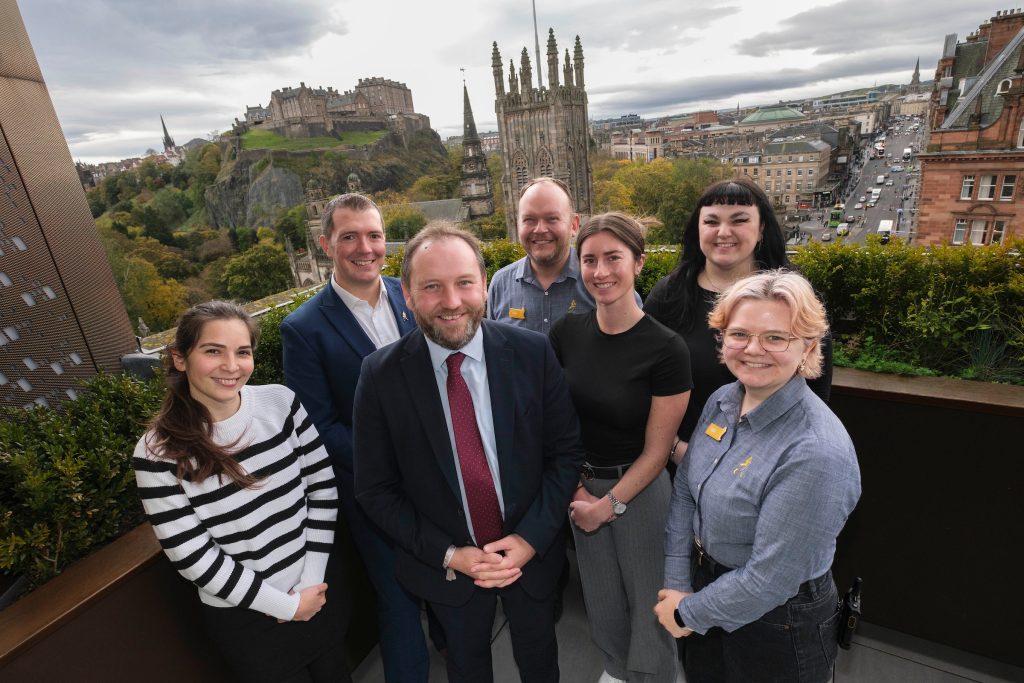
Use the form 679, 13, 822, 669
134, 301, 344, 683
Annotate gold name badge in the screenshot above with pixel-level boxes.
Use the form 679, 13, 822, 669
509, 307, 526, 319
705, 423, 727, 441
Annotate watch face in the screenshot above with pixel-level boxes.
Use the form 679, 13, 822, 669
612, 501, 627, 515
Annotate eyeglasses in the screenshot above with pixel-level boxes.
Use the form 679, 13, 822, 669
717, 329, 799, 353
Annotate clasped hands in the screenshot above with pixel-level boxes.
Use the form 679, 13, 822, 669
449, 533, 536, 588
568, 485, 615, 532
278, 582, 328, 623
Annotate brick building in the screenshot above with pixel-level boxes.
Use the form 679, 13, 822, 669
917, 9, 1024, 246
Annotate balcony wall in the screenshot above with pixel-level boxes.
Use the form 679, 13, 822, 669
829, 368, 1024, 667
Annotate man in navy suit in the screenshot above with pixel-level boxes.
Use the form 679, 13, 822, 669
281, 193, 428, 682
353, 223, 584, 682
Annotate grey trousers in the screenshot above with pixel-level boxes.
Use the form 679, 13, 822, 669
574, 470, 678, 683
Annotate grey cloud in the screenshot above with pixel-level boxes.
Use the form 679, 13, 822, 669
441, 0, 740, 66
588, 48, 919, 115
735, 0, 985, 57
21, 0, 346, 86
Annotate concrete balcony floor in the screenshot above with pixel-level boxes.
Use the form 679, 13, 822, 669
353, 551, 1023, 683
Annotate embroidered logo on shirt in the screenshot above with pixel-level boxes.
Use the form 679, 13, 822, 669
733, 456, 753, 478
568, 299, 577, 313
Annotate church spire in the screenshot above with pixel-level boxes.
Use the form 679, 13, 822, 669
573, 36, 585, 88
911, 57, 921, 87
463, 83, 480, 144
547, 28, 559, 89
160, 115, 176, 153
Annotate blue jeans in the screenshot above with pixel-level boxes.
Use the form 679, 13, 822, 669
683, 557, 840, 683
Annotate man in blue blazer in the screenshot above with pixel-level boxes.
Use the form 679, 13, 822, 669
281, 193, 427, 682
353, 223, 584, 682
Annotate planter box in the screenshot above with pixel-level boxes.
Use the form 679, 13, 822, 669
0, 521, 377, 681
829, 368, 1024, 668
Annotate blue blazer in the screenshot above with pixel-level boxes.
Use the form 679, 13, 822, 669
352, 320, 584, 606
280, 277, 417, 478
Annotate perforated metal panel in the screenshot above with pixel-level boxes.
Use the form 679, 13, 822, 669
0, 0, 135, 409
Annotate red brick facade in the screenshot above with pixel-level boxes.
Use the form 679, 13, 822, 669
917, 10, 1024, 246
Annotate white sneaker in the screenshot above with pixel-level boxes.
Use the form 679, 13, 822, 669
597, 673, 626, 683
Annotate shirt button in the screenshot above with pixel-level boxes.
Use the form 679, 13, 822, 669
544, 291, 549, 296
544, 318, 549, 323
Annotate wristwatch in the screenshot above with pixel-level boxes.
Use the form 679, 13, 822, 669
673, 607, 687, 629
606, 491, 627, 516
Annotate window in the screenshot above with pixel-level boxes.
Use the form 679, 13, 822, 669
742, 168, 748, 175
993, 220, 1007, 244
970, 220, 987, 244
798, 156, 805, 162
1000, 175, 1016, 200
807, 169, 815, 176
752, 168, 759, 177
809, 155, 817, 161
960, 175, 975, 200
787, 169, 793, 176
797, 169, 803, 176
952, 218, 967, 244
787, 156, 793, 162
785, 183, 792, 191
785, 195, 791, 203
978, 175, 997, 200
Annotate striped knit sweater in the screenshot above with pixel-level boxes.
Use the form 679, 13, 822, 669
134, 384, 338, 621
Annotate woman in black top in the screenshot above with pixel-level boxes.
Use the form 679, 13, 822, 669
644, 178, 832, 464
550, 212, 691, 683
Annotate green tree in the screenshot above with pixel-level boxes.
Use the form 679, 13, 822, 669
381, 203, 427, 240
220, 243, 294, 301
274, 204, 309, 247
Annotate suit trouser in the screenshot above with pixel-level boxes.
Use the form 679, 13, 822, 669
575, 471, 678, 683
428, 582, 559, 683
337, 470, 429, 683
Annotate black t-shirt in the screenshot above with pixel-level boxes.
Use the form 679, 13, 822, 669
644, 276, 833, 442
549, 312, 692, 467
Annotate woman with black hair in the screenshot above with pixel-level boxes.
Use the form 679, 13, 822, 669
644, 178, 831, 465
134, 301, 346, 683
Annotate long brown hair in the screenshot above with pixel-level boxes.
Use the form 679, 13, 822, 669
147, 301, 261, 487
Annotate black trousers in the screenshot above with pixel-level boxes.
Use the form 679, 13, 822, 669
682, 557, 840, 683
201, 598, 350, 683
428, 582, 558, 683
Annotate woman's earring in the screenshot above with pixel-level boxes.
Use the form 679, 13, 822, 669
799, 358, 806, 373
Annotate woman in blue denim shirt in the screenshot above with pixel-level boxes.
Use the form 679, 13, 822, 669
655, 270, 861, 683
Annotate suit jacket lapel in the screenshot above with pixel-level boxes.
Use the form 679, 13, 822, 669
384, 277, 417, 336
483, 322, 518, 509
318, 281, 375, 357
401, 332, 462, 500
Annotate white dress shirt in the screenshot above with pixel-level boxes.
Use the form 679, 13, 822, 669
331, 275, 401, 349
424, 327, 505, 545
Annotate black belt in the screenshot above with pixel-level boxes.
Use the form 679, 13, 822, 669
580, 461, 631, 480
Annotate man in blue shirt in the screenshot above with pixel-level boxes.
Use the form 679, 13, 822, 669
488, 178, 593, 332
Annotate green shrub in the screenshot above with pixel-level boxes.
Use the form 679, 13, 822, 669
792, 238, 1024, 383
0, 373, 164, 588
638, 249, 679, 300
250, 291, 316, 386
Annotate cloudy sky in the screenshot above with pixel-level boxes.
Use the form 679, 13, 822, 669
18, 0, 988, 164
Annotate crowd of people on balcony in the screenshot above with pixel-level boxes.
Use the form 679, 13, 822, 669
133, 176, 861, 683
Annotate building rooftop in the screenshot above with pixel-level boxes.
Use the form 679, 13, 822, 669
740, 106, 807, 124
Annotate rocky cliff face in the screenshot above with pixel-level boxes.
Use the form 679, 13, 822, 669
204, 130, 448, 229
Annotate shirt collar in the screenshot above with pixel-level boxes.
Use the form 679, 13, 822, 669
517, 248, 582, 285
331, 275, 388, 309
425, 324, 485, 373
716, 375, 808, 432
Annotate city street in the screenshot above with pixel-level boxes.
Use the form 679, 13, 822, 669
797, 116, 928, 244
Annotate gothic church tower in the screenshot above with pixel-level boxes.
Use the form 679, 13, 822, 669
460, 83, 495, 219
492, 29, 593, 238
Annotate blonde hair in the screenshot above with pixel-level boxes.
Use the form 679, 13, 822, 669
707, 270, 828, 378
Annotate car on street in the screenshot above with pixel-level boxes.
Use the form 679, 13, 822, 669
867, 200, 877, 208
892, 165, 904, 172
846, 215, 855, 222
836, 223, 850, 236
821, 231, 833, 242
885, 180, 894, 186
859, 196, 867, 202
854, 202, 864, 209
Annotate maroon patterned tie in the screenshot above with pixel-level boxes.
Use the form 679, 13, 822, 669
446, 352, 503, 547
